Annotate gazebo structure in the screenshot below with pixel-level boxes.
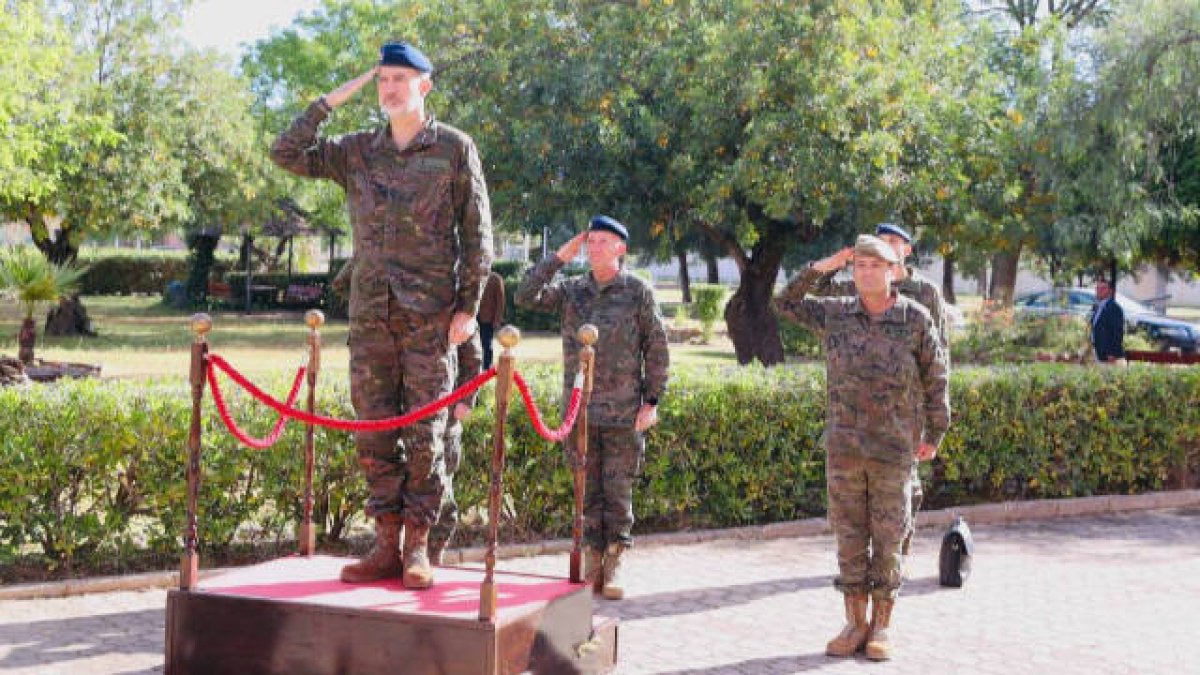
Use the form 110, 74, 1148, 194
231, 198, 345, 310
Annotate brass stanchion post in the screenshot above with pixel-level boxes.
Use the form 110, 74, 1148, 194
299, 310, 324, 556
569, 324, 598, 584
181, 313, 211, 590
480, 325, 520, 622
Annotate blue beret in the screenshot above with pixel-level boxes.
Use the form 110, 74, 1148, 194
875, 222, 912, 243
379, 42, 433, 73
589, 215, 628, 241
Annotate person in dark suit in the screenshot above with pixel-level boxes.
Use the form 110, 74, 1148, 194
1091, 279, 1125, 362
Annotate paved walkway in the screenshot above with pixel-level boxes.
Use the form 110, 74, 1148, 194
2, 507, 1198, 674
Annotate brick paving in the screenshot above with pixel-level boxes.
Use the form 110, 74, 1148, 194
2, 507, 1198, 674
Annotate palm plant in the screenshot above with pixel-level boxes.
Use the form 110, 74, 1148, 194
0, 247, 86, 363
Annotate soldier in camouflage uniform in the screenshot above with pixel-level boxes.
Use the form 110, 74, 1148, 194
270, 41, 493, 589
805, 222, 950, 557
776, 235, 950, 661
428, 331, 483, 565
516, 215, 670, 600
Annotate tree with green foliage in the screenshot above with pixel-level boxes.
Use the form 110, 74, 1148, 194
3, 1, 276, 320
0, 1, 119, 258
567, 1, 997, 363
1073, 0, 1200, 277
250, 1, 1198, 361
961, 1, 1114, 302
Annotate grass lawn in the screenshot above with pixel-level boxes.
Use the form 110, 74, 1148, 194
14, 289, 1186, 382
0, 295, 740, 382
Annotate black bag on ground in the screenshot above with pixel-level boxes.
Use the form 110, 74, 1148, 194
938, 516, 973, 587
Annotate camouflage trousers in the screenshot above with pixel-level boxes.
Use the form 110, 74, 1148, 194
348, 299, 452, 526
566, 425, 645, 550
826, 453, 915, 600
903, 463, 923, 556
429, 423, 463, 553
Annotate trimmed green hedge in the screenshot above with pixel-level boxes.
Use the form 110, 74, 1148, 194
2, 363, 1198, 575
77, 251, 190, 295
75, 250, 241, 296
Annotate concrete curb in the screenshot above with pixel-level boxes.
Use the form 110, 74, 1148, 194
4, 489, 1198, 601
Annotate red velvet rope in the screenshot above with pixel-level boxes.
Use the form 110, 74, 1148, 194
208, 364, 306, 450
513, 371, 583, 443
206, 353, 497, 432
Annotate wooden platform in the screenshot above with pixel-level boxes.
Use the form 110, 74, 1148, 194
165, 555, 617, 674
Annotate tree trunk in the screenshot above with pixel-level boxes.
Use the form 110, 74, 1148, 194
724, 266, 785, 365
27, 212, 79, 265
676, 245, 692, 303
18, 318, 36, 364
705, 250, 720, 284
988, 248, 1022, 306
45, 295, 96, 337
942, 253, 957, 305
26, 212, 92, 337
186, 231, 222, 306
696, 208, 798, 366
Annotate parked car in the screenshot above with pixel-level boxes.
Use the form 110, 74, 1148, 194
1013, 288, 1200, 353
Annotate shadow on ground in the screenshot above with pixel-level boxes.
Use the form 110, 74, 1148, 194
0, 609, 163, 671
656, 651, 834, 674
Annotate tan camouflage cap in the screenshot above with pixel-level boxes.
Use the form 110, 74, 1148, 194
854, 234, 900, 264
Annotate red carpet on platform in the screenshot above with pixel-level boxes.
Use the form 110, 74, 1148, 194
197, 554, 581, 619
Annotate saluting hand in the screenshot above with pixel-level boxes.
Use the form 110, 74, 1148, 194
556, 232, 588, 264
325, 67, 378, 109
811, 247, 854, 274
916, 442, 938, 462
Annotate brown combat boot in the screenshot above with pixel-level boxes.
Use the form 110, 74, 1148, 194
401, 519, 435, 590
825, 593, 870, 657
600, 543, 626, 600
340, 514, 403, 583
865, 596, 895, 661
584, 547, 606, 593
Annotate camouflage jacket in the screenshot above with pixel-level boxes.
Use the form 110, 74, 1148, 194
270, 100, 493, 321
516, 258, 670, 427
810, 266, 950, 351
776, 266, 950, 463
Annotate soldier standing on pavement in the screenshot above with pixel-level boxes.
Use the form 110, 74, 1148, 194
776, 235, 950, 661
516, 215, 670, 600
270, 41, 493, 590
428, 330, 483, 565
477, 271, 506, 369
806, 222, 950, 558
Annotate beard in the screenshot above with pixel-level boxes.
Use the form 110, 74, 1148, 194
379, 97, 417, 117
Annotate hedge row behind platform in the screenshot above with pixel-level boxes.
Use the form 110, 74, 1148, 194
78, 251, 192, 296
1, 363, 1197, 574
